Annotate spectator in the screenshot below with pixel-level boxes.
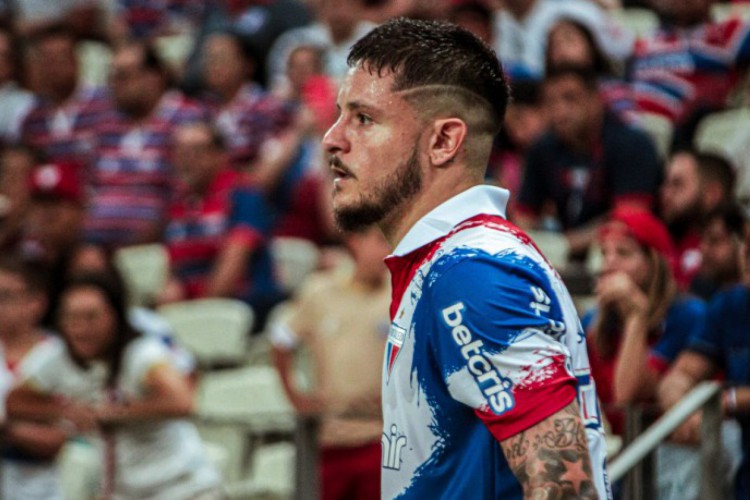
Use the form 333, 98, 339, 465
0, 256, 66, 500
160, 122, 283, 332
658, 211, 750, 500
545, 17, 638, 124
447, 0, 494, 45
515, 65, 661, 260
0, 27, 34, 142
109, 0, 206, 43
690, 203, 746, 300
266, 0, 375, 87
582, 208, 705, 436
20, 24, 112, 169
493, 0, 633, 78
200, 31, 294, 177
630, 0, 750, 146
84, 41, 206, 248
271, 225, 390, 500
6, 272, 223, 499
660, 150, 736, 289
22, 161, 99, 327
487, 78, 547, 220
0, 145, 36, 252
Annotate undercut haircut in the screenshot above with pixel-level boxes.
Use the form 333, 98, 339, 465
347, 18, 509, 136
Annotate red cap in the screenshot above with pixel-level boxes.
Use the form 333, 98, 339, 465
28, 163, 83, 204
600, 207, 675, 262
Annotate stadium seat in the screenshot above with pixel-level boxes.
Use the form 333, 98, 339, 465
711, 3, 750, 22
196, 365, 294, 434
157, 298, 254, 367
154, 33, 195, 74
270, 237, 320, 294
57, 438, 101, 500
632, 112, 674, 160
225, 442, 296, 500
77, 41, 112, 87
694, 108, 750, 157
114, 243, 169, 307
526, 229, 570, 270
609, 8, 660, 38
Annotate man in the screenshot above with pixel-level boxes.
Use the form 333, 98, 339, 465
271, 226, 390, 499
690, 204, 746, 300
322, 18, 609, 499
516, 64, 661, 260
631, 0, 750, 144
160, 122, 283, 331
658, 211, 750, 500
660, 150, 736, 289
84, 41, 206, 248
20, 24, 112, 169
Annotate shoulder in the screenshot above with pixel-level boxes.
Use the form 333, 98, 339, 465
123, 336, 171, 368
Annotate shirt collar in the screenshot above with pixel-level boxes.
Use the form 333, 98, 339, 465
392, 185, 510, 257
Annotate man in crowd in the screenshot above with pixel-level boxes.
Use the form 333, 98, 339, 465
84, 41, 206, 248
660, 149, 736, 289
271, 226, 390, 499
516, 64, 661, 260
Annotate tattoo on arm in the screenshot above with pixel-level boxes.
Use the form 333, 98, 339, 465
501, 401, 598, 499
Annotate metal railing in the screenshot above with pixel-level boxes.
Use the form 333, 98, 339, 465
608, 381, 723, 500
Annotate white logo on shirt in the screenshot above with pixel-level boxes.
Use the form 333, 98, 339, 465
382, 424, 408, 470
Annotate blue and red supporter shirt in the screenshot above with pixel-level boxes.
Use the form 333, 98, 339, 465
165, 169, 280, 310
629, 18, 750, 122
20, 86, 114, 168
382, 185, 611, 499
84, 90, 207, 248
203, 83, 293, 171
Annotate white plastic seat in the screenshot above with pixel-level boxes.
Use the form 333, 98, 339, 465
225, 442, 296, 499
114, 243, 169, 307
695, 108, 750, 157
57, 439, 102, 500
157, 298, 254, 367
526, 229, 570, 270
609, 8, 660, 38
633, 112, 674, 160
270, 237, 320, 294
196, 365, 294, 434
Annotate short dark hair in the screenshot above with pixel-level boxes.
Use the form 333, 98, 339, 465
0, 254, 48, 294
704, 203, 746, 240
544, 18, 615, 77
26, 23, 76, 49
347, 18, 509, 133
544, 63, 599, 92
695, 151, 736, 197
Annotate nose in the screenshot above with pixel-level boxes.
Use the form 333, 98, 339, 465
322, 115, 349, 155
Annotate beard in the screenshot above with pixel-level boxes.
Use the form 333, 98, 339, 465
333, 149, 422, 232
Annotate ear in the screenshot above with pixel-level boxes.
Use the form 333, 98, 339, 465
427, 118, 467, 167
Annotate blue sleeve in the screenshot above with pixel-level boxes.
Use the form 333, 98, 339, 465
424, 252, 577, 441
686, 294, 726, 365
650, 297, 706, 370
229, 186, 276, 235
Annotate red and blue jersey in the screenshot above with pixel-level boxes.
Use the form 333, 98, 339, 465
20, 86, 114, 168
203, 84, 293, 171
84, 90, 207, 248
629, 18, 750, 122
382, 185, 610, 499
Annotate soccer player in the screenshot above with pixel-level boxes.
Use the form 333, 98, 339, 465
322, 18, 609, 499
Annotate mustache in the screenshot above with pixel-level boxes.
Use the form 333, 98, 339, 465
328, 156, 354, 177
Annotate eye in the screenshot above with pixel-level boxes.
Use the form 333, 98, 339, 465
356, 113, 373, 125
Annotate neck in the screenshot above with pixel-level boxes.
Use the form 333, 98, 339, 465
0, 325, 39, 354
352, 268, 387, 290
217, 81, 243, 104
381, 173, 482, 248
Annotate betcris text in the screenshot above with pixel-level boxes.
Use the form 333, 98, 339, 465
442, 302, 514, 415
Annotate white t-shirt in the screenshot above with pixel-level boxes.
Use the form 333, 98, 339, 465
21, 336, 220, 500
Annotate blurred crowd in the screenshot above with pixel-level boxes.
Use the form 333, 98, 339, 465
1, 0, 750, 498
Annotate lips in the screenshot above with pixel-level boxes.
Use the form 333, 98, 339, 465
329, 156, 354, 181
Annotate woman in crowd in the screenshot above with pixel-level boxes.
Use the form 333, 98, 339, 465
582, 208, 705, 435
7, 272, 222, 500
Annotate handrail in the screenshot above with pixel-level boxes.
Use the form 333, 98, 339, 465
608, 381, 721, 481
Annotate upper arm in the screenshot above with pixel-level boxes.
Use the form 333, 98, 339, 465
500, 400, 598, 499
427, 255, 577, 442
